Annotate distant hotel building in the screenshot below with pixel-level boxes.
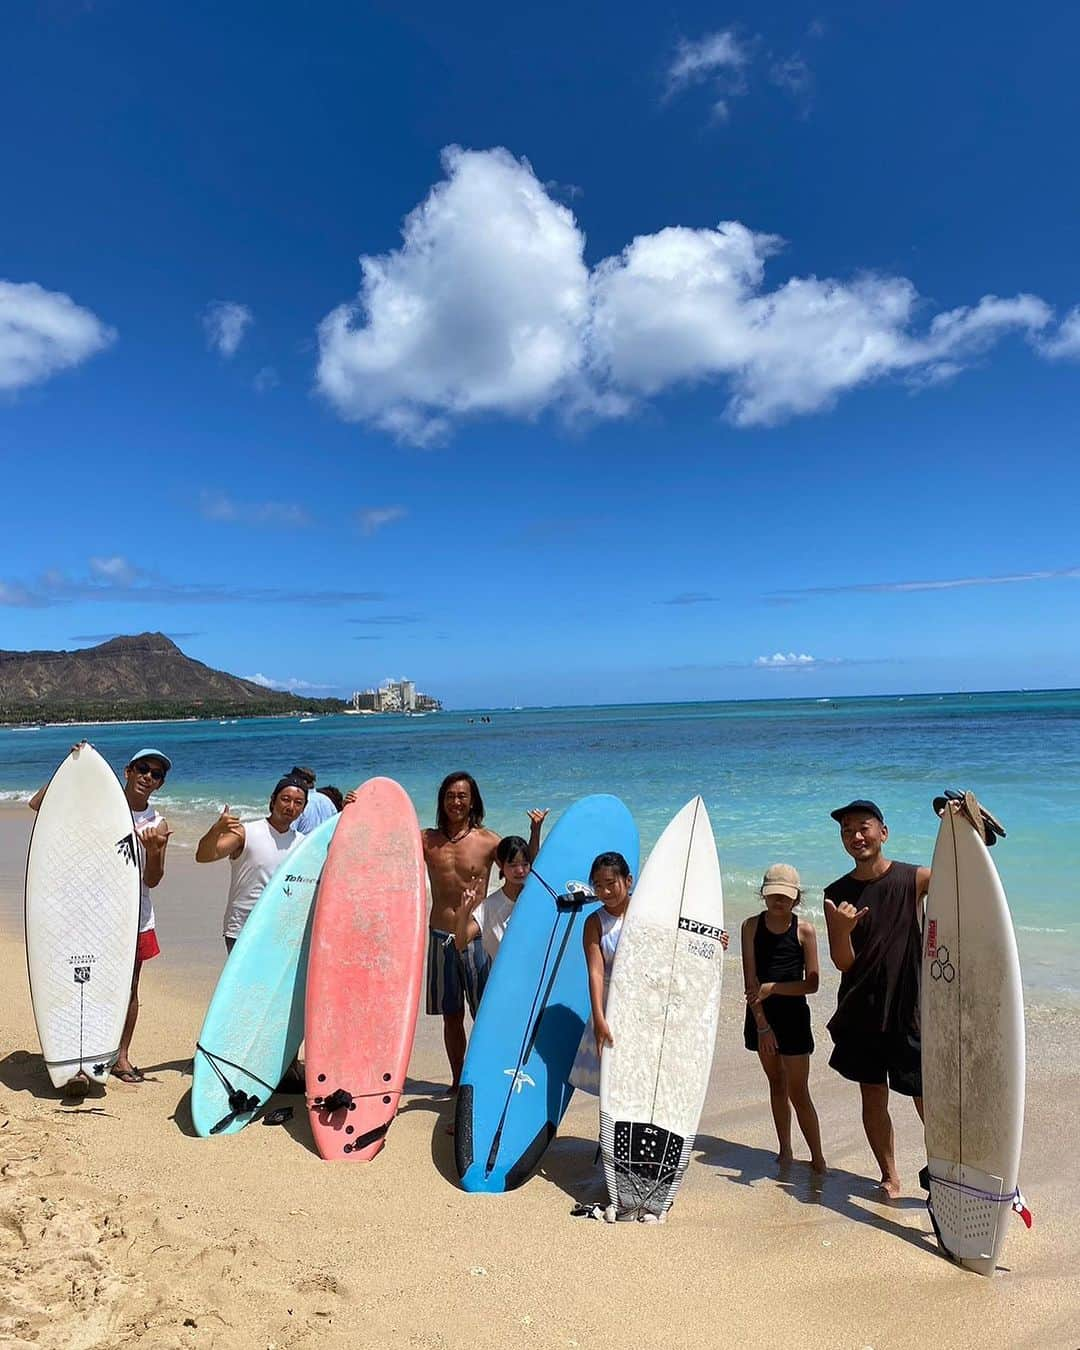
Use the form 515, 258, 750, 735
348, 679, 441, 713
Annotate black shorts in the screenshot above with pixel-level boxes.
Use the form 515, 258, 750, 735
828, 1030, 922, 1097
743, 998, 814, 1057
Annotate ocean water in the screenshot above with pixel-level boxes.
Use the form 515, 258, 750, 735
2, 691, 1078, 997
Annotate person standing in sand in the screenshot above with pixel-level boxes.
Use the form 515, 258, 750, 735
823, 799, 930, 1199
422, 772, 546, 1091
451, 834, 533, 984
742, 863, 827, 1175
195, 776, 307, 950
29, 745, 173, 1088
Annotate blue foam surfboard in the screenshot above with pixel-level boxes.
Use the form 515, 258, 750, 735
454, 794, 639, 1191
191, 815, 338, 1137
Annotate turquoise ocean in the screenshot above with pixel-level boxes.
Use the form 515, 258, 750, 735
2, 690, 1078, 1000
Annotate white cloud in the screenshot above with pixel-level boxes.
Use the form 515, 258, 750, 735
665, 31, 750, 119
769, 54, 813, 113
316, 146, 1068, 443
357, 505, 407, 535
243, 672, 335, 693
0, 280, 114, 392
199, 490, 311, 528
253, 365, 279, 392
203, 300, 253, 358
88, 555, 141, 586
591, 234, 1052, 424
1038, 306, 1080, 360
775, 566, 1080, 598
316, 145, 591, 442
755, 651, 819, 668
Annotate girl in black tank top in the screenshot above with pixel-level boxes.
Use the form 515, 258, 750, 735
741, 865, 827, 1173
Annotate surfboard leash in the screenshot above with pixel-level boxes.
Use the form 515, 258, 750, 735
195, 1042, 276, 1134
482, 866, 583, 1177
920, 1167, 1033, 1264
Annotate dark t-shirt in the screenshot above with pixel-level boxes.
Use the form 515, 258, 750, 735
825, 861, 922, 1044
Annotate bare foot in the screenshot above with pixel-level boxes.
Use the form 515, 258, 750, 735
62, 1071, 91, 1098
810, 1156, 828, 1175
878, 1175, 902, 1200
777, 1150, 794, 1169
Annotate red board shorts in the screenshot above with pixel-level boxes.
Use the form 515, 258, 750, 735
136, 928, 161, 962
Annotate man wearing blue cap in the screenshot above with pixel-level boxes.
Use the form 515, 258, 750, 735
29, 744, 172, 1086
823, 799, 930, 1199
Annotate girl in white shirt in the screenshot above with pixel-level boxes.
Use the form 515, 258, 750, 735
453, 834, 531, 979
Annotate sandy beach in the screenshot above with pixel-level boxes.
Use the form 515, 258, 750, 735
2, 806, 1078, 1350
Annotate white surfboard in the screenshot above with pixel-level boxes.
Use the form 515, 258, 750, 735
922, 795, 1025, 1275
25, 746, 141, 1089
600, 796, 724, 1219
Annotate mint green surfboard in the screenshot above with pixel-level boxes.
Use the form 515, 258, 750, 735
191, 815, 337, 1137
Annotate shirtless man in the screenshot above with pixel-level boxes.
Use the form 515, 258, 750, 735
823, 799, 931, 1198
422, 771, 546, 1090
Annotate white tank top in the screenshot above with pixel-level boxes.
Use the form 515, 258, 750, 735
598, 907, 624, 976
132, 805, 163, 934
223, 817, 298, 939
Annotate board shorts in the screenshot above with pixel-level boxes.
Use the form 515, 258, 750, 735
136, 928, 160, 962
828, 1029, 922, 1097
425, 929, 489, 1018
743, 997, 813, 1056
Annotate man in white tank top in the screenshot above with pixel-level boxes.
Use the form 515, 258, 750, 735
195, 776, 307, 948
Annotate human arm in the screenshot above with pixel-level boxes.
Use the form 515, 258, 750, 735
582, 914, 612, 1055
916, 866, 931, 903
452, 878, 484, 952
741, 917, 777, 1054
526, 809, 548, 861
140, 816, 172, 888
823, 896, 868, 973
194, 807, 244, 863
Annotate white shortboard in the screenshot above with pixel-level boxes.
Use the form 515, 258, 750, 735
25, 745, 141, 1089
600, 796, 724, 1219
922, 793, 1027, 1275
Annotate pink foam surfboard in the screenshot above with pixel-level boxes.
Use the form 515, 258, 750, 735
304, 777, 425, 1161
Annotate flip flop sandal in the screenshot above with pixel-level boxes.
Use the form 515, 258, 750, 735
110, 1066, 144, 1084
263, 1106, 293, 1126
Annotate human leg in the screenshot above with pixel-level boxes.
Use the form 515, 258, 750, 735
782, 1054, 826, 1172
859, 1082, 900, 1197
425, 930, 468, 1089
443, 1009, 467, 1090
113, 960, 144, 1082
757, 1048, 792, 1163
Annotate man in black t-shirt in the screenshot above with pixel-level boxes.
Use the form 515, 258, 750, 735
823, 799, 931, 1199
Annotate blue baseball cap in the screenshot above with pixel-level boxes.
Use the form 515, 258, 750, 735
129, 748, 172, 772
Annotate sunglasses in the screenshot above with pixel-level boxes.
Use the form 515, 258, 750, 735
132, 761, 167, 782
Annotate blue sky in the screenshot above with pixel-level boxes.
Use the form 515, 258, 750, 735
2, 1, 1078, 707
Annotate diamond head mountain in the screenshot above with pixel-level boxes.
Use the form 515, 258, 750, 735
0, 633, 344, 723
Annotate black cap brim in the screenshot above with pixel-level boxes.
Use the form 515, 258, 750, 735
830, 799, 884, 824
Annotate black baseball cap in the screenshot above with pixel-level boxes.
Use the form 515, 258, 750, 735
830, 799, 884, 824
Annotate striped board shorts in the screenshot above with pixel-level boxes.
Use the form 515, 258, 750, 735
426, 929, 490, 1018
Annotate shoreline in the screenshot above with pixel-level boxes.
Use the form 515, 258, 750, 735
1, 685, 1078, 729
